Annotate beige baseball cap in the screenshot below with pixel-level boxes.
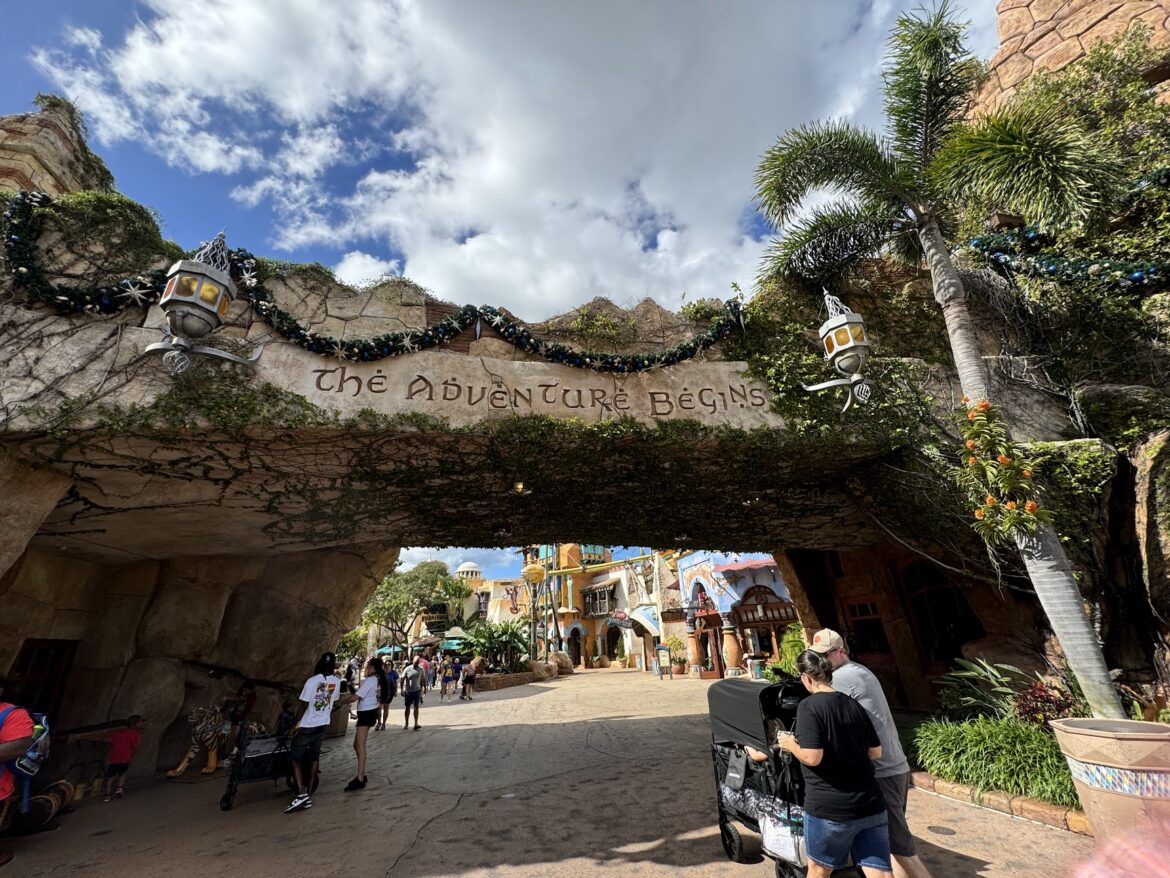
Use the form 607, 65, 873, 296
809, 629, 845, 654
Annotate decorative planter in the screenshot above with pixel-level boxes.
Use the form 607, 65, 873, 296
1050, 718, 1170, 838
672, 664, 687, 676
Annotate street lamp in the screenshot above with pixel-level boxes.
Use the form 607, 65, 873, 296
521, 562, 547, 660
802, 291, 873, 412
145, 232, 264, 374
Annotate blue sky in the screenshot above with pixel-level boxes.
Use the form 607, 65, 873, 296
2, 1, 998, 571
2, 1, 997, 319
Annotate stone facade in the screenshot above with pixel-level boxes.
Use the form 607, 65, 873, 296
0, 104, 110, 195
977, 0, 1170, 112
0, 543, 397, 776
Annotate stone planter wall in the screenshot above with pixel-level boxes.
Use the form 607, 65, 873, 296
474, 671, 538, 691
910, 770, 1091, 835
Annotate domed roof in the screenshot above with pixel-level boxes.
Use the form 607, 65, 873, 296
456, 561, 483, 577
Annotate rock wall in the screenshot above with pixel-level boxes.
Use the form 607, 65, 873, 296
0, 543, 398, 776
0, 103, 110, 194
977, 0, 1170, 112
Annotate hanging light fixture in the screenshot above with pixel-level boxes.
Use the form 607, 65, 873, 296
802, 291, 873, 412
144, 232, 264, 374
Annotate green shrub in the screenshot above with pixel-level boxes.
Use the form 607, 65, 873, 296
915, 716, 1079, 809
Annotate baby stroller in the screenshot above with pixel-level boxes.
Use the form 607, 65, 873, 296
709, 676, 809, 878
219, 724, 297, 811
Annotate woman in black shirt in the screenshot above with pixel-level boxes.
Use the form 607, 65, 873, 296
777, 649, 892, 876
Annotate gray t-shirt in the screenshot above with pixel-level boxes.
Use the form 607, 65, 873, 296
832, 661, 909, 778
403, 666, 423, 693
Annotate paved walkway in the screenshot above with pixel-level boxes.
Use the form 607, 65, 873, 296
9, 670, 1094, 877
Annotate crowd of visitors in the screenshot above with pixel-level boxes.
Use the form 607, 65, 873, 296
284, 649, 477, 814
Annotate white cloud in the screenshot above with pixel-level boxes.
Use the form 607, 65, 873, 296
30, 1, 999, 317
333, 250, 402, 286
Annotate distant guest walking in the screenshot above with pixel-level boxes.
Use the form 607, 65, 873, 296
377, 661, 398, 730
776, 650, 890, 878
460, 660, 476, 701
102, 715, 145, 801
440, 656, 455, 702
402, 657, 424, 731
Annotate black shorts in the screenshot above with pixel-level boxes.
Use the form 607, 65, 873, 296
877, 772, 917, 857
290, 726, 327, 763
356, 708, 379, 727
105, 762, 130, 777
404, 691, 421, 707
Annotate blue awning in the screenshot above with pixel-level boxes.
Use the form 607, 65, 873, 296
440, 639, 466, 650
376, 645, 404, 654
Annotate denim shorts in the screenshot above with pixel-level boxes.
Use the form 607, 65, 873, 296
804, 810, 891, 872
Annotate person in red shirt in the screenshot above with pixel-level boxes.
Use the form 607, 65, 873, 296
102, 715, 145, 802
0, 675, 35, 870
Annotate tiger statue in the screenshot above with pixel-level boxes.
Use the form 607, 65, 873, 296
165, 706, 266, 777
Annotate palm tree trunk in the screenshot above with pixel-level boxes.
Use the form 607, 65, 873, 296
918, 217, 1123, 718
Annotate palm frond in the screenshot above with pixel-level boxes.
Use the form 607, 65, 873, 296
931, 107, 1126, 229
759, 198, 898, 286
884, 1, 981, 178
754, 121, 911, 227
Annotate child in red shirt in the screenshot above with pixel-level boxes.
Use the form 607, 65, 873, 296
103, 715, 145, 802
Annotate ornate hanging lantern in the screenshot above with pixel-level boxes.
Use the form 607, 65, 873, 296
802, 291, 873, 412
144, 232, 264, 374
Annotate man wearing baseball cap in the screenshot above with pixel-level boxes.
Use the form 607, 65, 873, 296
286, 652, 356, 813
810, 629, 933, 878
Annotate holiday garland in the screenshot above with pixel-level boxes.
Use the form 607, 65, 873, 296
968, 167, 1170, 290
2, 190, 744, 372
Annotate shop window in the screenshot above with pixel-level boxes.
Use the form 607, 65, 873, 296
583, 589, 611, 617
843, 598, 891, 656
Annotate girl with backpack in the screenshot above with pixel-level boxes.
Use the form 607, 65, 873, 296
376, 661, 398, 731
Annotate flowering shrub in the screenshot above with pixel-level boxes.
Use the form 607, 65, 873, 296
1013, 681, 1077, 727
955, 398, 1050, 545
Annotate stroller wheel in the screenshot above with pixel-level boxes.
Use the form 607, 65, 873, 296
719, 822, 745, 863
773, 860, 803, 878
219, 793, 234, 812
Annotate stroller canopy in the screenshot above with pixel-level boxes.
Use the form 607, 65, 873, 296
707, 677, 805, 750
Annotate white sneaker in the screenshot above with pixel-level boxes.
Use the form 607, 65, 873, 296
284, 793, 310, 813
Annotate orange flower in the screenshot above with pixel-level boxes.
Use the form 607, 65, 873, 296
985, 495, 998, 506
961, 395, 970, 405
1025, 500, 1039, 514
997, 454, 1013, 465
965, 439, 977, 450
1005, 501, 1018, 510
1022, 469, 1033, 478
977, 400, 991, 411
967, 456, 979, 466
967, 410, 977, 421
974, 508, 985, 520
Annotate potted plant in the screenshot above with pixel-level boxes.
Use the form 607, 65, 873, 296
663, 635, 687, 674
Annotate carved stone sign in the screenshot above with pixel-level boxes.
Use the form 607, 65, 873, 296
256, 345, 783, 429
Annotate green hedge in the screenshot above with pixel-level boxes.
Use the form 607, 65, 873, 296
914, 717, 1079, 809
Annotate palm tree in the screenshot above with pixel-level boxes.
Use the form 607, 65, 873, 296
754, 3, 1124, 717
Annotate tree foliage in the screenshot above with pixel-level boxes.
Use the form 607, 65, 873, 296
464, 619, 530, 673
363, 560, 461, 646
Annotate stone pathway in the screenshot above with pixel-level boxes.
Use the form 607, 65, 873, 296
8, 670, 1095, 877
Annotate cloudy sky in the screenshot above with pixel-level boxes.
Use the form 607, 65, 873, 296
2, 1, 998, 576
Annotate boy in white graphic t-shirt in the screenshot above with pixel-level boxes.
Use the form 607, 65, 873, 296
285, 652, 356, 813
